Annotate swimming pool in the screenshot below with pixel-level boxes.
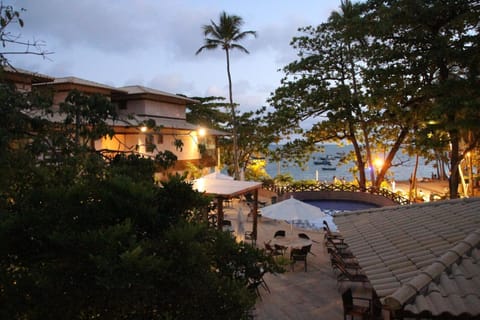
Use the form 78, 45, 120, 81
289, 200, 380, 232
305, 199, 380, 212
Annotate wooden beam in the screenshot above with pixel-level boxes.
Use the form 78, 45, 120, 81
252, 189, 259, 240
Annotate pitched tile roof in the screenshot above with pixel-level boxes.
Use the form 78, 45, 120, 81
35, 76, 127, 94
118, 85, 199, 104
334, 198, 480, 318
129, 115, 229, 136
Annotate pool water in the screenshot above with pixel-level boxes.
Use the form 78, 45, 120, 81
289, 200, 380, 232
305, 200, 380, 211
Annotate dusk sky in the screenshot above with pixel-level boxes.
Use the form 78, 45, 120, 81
7, 0, 343, 114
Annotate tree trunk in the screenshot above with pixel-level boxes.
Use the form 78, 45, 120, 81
349, 125, 366, 191
449, 129, 461, 199
225, 49, 240, 180
410, 153, 419, 202
376, 128, 409, 188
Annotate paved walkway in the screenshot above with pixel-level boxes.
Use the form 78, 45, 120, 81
222, 199, 348, 319
223, 182, 457, 319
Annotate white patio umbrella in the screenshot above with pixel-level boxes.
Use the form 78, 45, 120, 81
260, 196, 326, 232
236, 207, 245, 241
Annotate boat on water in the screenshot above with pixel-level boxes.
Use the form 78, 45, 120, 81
322, 167, 336, 171
314, 160, 332, 165
317, 154, 335, 161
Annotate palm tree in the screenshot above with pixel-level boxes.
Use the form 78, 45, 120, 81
196, 11, 257, 180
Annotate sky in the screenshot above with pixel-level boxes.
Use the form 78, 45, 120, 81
7, 0, 343, 114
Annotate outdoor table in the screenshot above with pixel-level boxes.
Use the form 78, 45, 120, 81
270, 236, 312, 250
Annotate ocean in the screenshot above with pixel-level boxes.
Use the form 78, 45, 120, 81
265, 144, 436, 183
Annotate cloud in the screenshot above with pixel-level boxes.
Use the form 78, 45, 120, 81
6, 0, 342, 113
147, 73, 195, 95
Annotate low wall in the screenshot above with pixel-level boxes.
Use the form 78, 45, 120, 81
281, 191, 398, 207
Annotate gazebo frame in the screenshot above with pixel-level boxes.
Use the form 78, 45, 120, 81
192, 178, 263, 239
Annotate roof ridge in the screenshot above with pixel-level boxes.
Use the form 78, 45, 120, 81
383, 228, 480, 310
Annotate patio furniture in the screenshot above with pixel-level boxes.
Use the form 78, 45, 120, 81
247, 269, 270, 300
298, 233, 310, 240
264, 242, 283, 257
341, 288, 371, 320
327, 246, 356, 261
335, 262, 369, 283
261, 196, 326, 233
323, 221, 345, 243
271, 235, 312, 250
325, 238, 353, 258
329, 249, 360, 270
274, 230, 286, 238
244, 231, 256, 245
274, 243, 288, 256
290, 244, 311, 272
299, 232, 321, 244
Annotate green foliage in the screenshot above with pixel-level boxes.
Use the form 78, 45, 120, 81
59, 89, 117, 148
196, 11, 257, 180
219, 109, 278, 177
110, 153, 156, 183
157, 173, 211, 227
267, 0, 479, 194
274, 173, 294, 186
154, 150, 177, 170
185, 96, 230, 130
173, 138, 184, 151
184, 161, 203, 180
362, 0, 480, 197
245, 158, 270, 181
1, 4, 50, 66
0, 83, 275, 318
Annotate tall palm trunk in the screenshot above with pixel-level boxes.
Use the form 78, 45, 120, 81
225, 49, 240, 180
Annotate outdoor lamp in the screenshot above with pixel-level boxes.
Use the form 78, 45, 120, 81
374, 158, 384, 172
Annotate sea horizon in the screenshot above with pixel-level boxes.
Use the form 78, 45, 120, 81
265, 144, 436, 183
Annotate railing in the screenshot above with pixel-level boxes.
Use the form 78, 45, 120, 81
263, 182, 410, 206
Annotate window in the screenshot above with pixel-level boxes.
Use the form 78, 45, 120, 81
146, 134, 155, 152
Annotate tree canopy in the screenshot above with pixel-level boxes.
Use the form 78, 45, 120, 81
0, 78, 278, 319
196, 11, 257, 180
267, 0, 480, 196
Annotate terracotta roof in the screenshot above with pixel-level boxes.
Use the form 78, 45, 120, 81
334, 198, 480, 318
1, 66, 54, 83
118, 85, 199, 104
129, 115, 229, 136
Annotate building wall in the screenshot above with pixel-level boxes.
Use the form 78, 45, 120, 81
121, 99, 186, 119
97, 130, 213, 162
7, 70, 219, 176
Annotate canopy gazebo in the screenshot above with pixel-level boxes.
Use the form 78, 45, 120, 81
192, 177, 263, 239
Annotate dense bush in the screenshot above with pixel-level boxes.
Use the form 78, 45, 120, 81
0, 84, 277, 319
